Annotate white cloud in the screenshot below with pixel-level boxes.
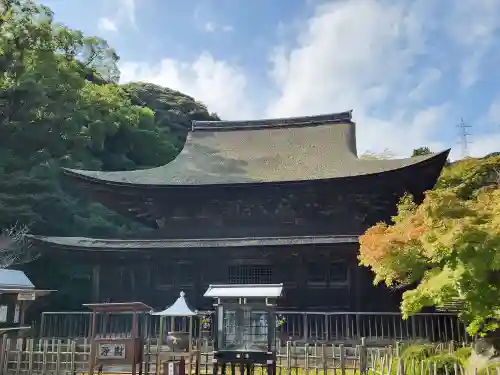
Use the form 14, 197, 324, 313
204, 22, 216, 33
468, 133, 500, 159
97, 0, 136, 33
122, 0, 136, 27
444, 0, 500, 88
408, 69, 442, 101
120, 53, 254, 120
194, 3, 233, 34
120, 0, 500, 159
203, 22, 233, 33
265, 0, 442, 155
488, 97, 500, 124
98, 17, 118, 33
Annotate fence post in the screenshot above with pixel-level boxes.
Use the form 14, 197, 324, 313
325, 314, 330, 341
339, 344, 345, 375
40, 312, 46, 338
0, 334, 6, 372
396, 342, 405, 375
359, 337, 367, 375
303, 313, 308, 341
55, 339, 62, 374
321, 344, 327, 374
304, 343, 309, 374
15, 338, 22, 374
356, 313, 361, 340
286, 341, 292, 375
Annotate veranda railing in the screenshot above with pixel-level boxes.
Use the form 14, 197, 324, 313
37, 311, 470, 343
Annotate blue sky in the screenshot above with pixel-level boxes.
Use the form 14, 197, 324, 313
40, 0, 500, 159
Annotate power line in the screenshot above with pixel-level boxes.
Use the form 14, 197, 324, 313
457, 118, 472, 158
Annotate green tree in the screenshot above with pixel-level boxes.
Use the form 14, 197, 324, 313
0, 0, 221, 310
358, 155, 500, 335
0, 0, 174, 308
122, 82, 220, 149
0, 0, 176, 233
412, 147, 432, 156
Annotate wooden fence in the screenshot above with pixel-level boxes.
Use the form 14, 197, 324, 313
0, 336, 484, 375
38, 311, 470, 344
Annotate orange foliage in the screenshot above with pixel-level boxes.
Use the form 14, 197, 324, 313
358, 197, 428, 286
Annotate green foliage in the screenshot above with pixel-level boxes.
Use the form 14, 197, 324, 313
412, 147, 432, 157
429, 353, 463, 375
400, 344, 436, 361
359, 155, 500, 335
0, 0, 218, 309
397, 345, 472, 375
477, 363, 500, 375
454, 346, 473, 362
122, 82, 219, 149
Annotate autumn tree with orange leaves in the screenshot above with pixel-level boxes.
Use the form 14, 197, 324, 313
359, 155, 500, 335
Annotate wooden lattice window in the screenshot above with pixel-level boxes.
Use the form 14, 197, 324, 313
228, 265, 273, 284
329, 262, 348, 284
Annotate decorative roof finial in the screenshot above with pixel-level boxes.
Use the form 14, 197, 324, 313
180, 291, 185, 297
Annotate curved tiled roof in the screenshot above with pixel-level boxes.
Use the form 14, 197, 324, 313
63, 110, 448, 186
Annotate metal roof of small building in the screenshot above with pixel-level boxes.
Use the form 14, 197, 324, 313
204, 284, 283, 298
0, 269, 35, 289
151, 291, 197, 316
61, 111, 449, 186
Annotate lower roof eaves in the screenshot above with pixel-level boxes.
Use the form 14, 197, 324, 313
29, 234, 359, 252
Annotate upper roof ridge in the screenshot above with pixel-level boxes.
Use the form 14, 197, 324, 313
191, 110, 353, 132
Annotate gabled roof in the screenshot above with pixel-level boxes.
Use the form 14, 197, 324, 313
62, 111, 449, 186
0, 269, 35, 289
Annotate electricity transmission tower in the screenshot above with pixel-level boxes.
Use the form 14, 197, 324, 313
457, 118, 472, 158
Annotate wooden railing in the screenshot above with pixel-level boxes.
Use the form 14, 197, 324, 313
37, 311, 470, 343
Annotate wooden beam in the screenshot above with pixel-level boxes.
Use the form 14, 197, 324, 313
92, 265, 100, 303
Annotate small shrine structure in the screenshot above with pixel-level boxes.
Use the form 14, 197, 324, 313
0, 269, 54, 334
84, 302, 152, 375
204, 283, 283, 375
151, 291, 198, 375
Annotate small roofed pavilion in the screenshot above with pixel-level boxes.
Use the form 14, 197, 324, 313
0, 269, 55, 334
151, 291, 198, 375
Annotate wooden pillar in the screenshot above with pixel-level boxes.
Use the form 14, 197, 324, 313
145, 257, 153, 306
92, 264, 100, 303
130, 266, 136, 301
193, 260, 202, 308
296, 252, 306, 310
354, 262, 361, 312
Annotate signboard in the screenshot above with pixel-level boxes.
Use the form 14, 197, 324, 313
13, 304, 19, 323
0, 305, 7, 323
167, 361, 179, 375
97, 343, 126, 360
17, 291, 36, 301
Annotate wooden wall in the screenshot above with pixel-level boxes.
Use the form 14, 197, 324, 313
90, 243, 401, 312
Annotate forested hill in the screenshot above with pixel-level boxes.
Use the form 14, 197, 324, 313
123, 83, 220, 149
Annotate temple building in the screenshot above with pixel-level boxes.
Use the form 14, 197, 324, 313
32, 111, 449, 311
